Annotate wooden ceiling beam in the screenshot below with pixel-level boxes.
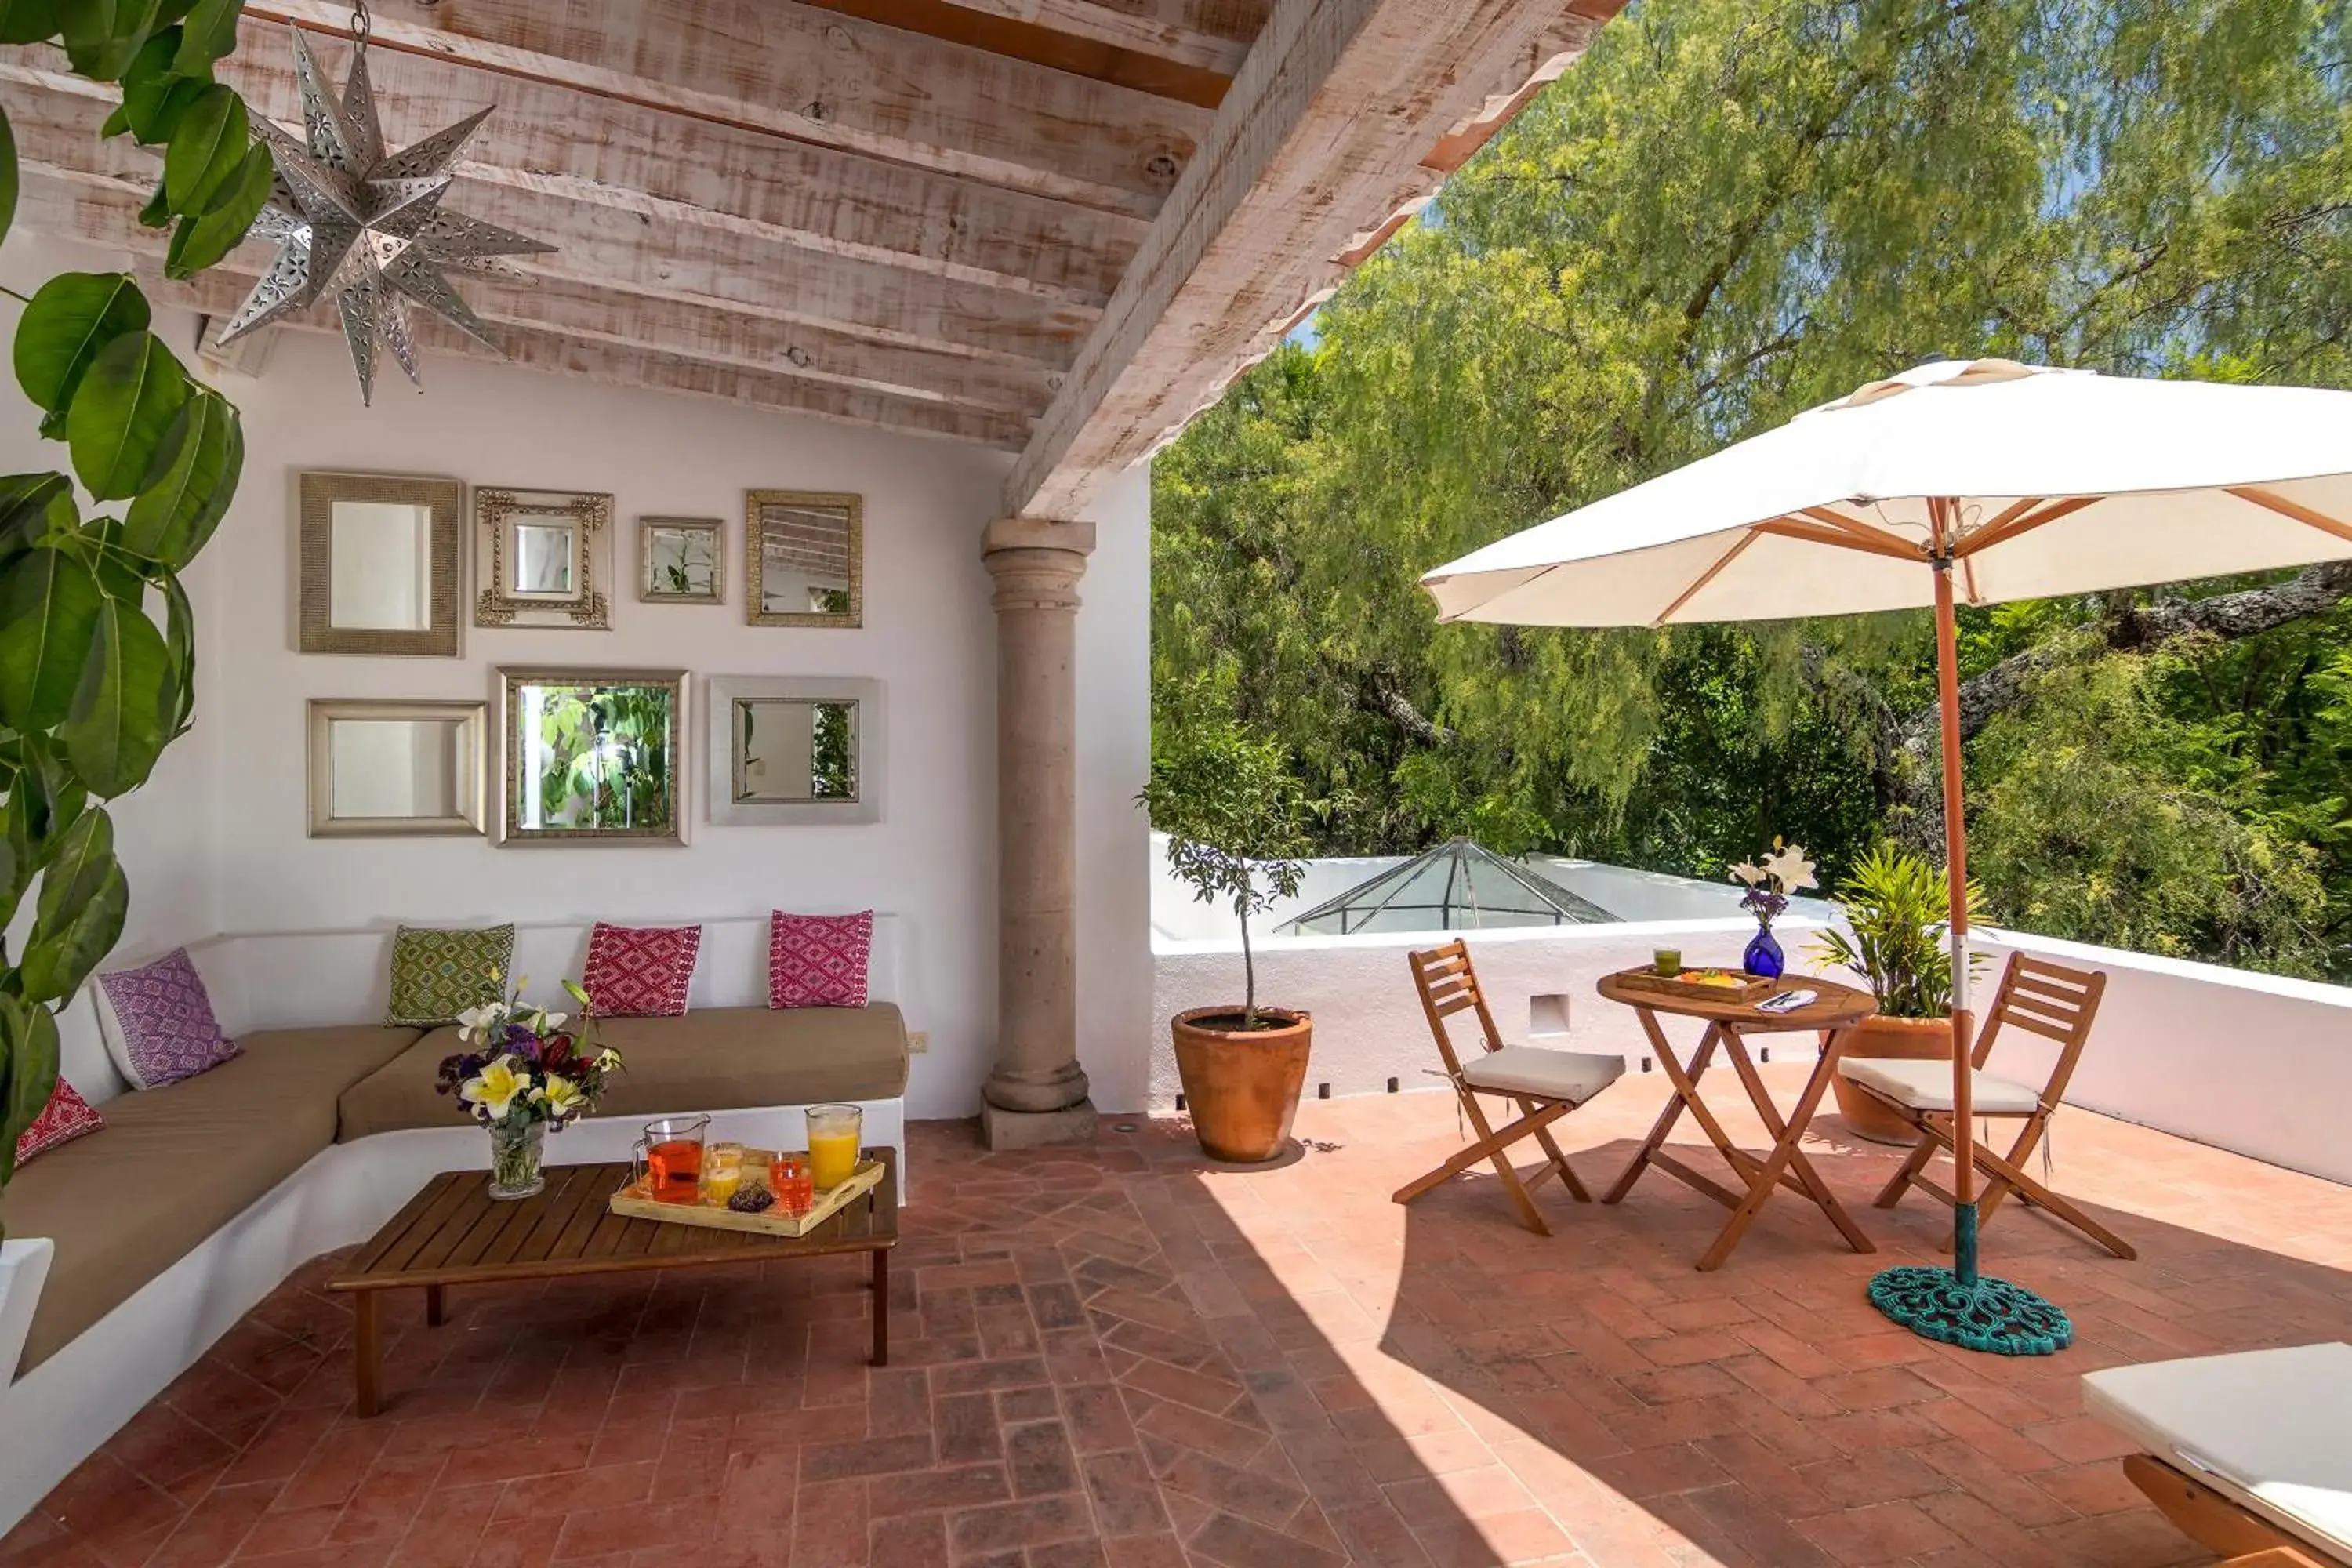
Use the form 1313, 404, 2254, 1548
790, 0, 1237, 107
917, 0, 1265, 74
1005, 0, 1622, 517
243, 0, 1208, 216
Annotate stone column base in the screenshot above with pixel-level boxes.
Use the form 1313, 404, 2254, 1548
979, 1098, 1098, 1152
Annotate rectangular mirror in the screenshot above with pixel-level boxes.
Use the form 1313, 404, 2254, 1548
707, 677, 883, 825
498, 668, 687, 845
746, 490, 861, 628
475, 488, 613, 629
306, 699, 485, 836
299, 474, 463, 655
641, 516, 724, 604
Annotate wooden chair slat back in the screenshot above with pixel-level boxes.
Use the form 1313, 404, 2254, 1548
1971, 953, 2107, 1106
1408, 941, 1502, 1082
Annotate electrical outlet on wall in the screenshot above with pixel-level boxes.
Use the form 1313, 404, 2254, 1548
907, 1031, 929, 1054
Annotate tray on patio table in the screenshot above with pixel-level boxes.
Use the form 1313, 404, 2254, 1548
606, 1156, 885, 1238
1610, 967, 1777, 1004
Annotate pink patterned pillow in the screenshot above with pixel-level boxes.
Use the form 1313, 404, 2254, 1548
95, 947, 238, 1091
14, 1079, 103, 1171
582, 922, 702, 1018
768, 911, 873, 1009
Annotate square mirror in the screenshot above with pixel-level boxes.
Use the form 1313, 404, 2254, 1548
306, 700, 485, 836
707, 677, 883, 825
498, 667, 687, 845
299, 474, 463, 655
641, 517, 724, 604
746, 490, 861, 627
475, 489, 613, 629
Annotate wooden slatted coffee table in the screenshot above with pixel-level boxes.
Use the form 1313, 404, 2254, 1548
327, 1150, 897, 1416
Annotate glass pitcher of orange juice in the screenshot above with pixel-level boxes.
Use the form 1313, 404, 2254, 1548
805, 1105, 862, 1190
632, 1114, 711, 1203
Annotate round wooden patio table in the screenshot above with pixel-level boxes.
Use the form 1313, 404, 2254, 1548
1595, 968, 1878, 1271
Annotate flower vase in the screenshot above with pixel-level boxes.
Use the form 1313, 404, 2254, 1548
487, 1119, 546, 1200
1742, 922, 1785, 980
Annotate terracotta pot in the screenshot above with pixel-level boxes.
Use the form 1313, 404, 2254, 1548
1831, 1013, 1955, 1145
1171, 1006, 1312, 1163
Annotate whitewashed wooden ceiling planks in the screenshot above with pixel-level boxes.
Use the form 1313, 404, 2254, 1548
0, 0, 1622, 504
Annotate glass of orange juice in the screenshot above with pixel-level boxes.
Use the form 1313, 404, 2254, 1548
805, 1105, 863, 1190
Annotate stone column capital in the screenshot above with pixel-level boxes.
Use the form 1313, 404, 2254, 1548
982, 517, 1096, 559
983, 518, 1094, 613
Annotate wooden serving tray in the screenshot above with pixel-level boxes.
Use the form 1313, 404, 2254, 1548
608, 1158, 885, 1238
1613, 967, 1776, 1004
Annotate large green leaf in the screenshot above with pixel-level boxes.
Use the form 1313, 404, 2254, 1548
0, 472, 72, 572
117, 27, 209, 144
163, 140, 269, 278
14, 271, 150, 430
65, 329, 188, 500
0, 996, 63, 1178
172, 0, 234, 70
161, 569, 194, 736
0, 547, 103, 731
0, 101, 16, 256
20, 834, 126, 1006
162, 81, 243, 210
60, 595, 172, 795
121, 389, 238, 568
58, 0, 162, 79
0, 0, 60, 45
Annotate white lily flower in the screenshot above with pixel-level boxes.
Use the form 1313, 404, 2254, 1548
459, 1058, 528, 1122
1762, 843, 1818, 894
454, 1001, 502, 1044
540, 1076, 586, 1122
542, 1011, 568, 1032
1728, 861, 1765, 887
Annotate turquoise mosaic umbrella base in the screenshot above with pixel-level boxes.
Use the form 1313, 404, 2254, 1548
1869, 1203, 2073, 1357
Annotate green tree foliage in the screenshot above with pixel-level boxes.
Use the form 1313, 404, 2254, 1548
1152, 0, 2352, 978
0, 0, 265, 1226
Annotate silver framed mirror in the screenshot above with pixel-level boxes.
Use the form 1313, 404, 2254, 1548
306, 699, 485, 836
474, 488, 613, 629
298, 473, 463, 656
706, 676, 883, 826
496, 666, 688, 845
746, 490, 861, 628
640, 516, 724, 604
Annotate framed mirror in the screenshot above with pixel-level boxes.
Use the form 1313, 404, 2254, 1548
497, 667, 688, 845
707, 676, 883, 826
298, 473, 463, 655
746, 490, 861, 628
474, 488, 613, 629
641, 517, 724, 604
306, 699, 485, 836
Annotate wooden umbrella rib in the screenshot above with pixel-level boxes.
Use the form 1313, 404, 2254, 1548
2227, 485, 2352, 544
1755, 517, 1923, 563
1653, 530, 1759, 625
1797, 506, 1925, 558
1951, 495, 2103, 559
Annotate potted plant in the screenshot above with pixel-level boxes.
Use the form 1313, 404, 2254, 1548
1808, 846, 1984, 1144
1138, 722, 1314, 1162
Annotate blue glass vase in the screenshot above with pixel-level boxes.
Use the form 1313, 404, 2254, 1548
1743, 923, 1785, 980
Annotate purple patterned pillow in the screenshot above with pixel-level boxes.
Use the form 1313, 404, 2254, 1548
95, 948, 239, 1091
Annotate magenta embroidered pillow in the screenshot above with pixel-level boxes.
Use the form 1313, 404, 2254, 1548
13, 1079, 103, 1171
582, 922, 702, 1017
768, 911, 873, 1009
95, 947, 238, 1090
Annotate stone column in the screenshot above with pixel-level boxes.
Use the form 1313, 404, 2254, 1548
978, 517, 1098, 1149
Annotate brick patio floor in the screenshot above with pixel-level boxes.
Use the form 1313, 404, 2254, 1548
6, 1062, 2351, 1568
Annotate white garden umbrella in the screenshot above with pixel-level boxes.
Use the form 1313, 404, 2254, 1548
1421, 358, 2352, 1351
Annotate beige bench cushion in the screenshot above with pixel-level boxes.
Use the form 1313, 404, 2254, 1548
336, 1004, 911, 1140
2082, 1342, 2352, 1560
1462, 1046, 1624, 1105
2, 1026, 423, 1374
1837, 1057, 2044, 1116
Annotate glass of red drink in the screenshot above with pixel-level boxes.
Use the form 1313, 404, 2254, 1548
631, 1114, 712, 1203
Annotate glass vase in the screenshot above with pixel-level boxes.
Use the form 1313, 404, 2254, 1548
1742, 922, 1785, 981
487, 1118, 546, 1200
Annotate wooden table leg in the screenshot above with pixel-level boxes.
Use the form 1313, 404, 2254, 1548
869, 1249, 890, 1367
1696, 1028, 1875, 1271
1604, 1014, 1723, 1203
353, 1289, 381, 1418
425, 1285, 445, 1328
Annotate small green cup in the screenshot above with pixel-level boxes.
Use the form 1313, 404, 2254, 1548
1653, 948, 1682, 978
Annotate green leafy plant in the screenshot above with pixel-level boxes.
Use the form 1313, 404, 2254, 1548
1807, 845, 1985, 1019
0, 0, 267, 1234
1138, 720, 1312, 1029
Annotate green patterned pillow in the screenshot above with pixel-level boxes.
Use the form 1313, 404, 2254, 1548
385, 924, 515, 1026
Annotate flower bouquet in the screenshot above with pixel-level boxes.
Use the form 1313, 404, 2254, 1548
436, 973, 624, 1200
1726, 837, 1817, 980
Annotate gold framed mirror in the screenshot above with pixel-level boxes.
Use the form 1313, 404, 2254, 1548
474, 488, 614, 630
306, 699, 486, 836
641, 516, 724, 604
746, 490, 861, 628
298, 473, 463, 656
495, 667, 688, 846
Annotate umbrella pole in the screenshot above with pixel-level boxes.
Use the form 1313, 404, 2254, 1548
1931, 550, 1979, 1287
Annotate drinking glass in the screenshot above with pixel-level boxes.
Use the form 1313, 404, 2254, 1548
1653, 947, 1682, 978
632, 1114, 712, 1203
805, 1105, 863, 1190
702, 1142, 745, 1206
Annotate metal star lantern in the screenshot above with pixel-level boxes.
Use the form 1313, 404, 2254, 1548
213, 13, 557, 404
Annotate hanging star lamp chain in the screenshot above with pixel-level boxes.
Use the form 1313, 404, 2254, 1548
213, 1, 558, 405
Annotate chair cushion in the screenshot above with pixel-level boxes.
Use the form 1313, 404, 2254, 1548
2082, 1342, 2352, 1559
1, 1025, 423, 1375
336, 1004, 911, 1140
1461, 1046, 1624, 1105
1837, 1057, 2043, 1115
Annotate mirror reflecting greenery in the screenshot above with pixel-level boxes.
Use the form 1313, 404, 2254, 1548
736, 698, 858, 804
747, 490, 861, 626
498, 670, 687, 844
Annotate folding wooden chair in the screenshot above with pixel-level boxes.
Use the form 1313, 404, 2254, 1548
1392, 941, 1624, 1236
1840, 951, 2134, 1259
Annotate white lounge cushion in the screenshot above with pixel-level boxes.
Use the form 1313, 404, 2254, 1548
1836, 1057, 2043, 1116
1462, 1046, 1624, 1105
2082, 1342, 2352, 1560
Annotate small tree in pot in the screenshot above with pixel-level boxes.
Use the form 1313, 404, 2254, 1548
1809, 845, 1986, 1144
1140, 721, 1314, 1162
